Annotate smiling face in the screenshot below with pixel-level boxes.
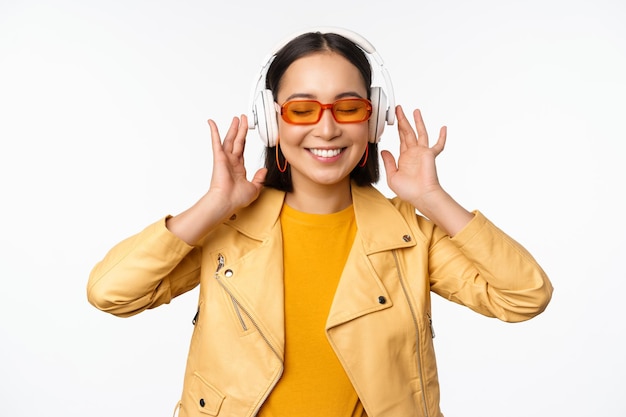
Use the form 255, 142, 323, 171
275, 52, 370, 194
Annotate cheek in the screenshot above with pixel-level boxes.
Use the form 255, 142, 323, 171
276, 121, 307, 144
275, 125, 307, 159
350, 123, 370, 146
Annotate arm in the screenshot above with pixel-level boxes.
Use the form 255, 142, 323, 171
87, 115, 267, 316
87, 218, 201, 317
383, 106, 552, 320
424, 212, 553, 322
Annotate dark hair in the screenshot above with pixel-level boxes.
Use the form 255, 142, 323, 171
263, 32, 380, 192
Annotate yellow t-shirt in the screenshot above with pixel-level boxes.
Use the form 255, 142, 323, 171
258, 204, 367, 417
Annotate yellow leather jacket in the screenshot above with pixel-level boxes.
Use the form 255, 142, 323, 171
88, 185, 552, 417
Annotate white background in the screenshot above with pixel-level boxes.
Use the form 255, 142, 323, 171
1, 0, 624, 416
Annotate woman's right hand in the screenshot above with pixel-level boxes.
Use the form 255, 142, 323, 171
166, 115, 267, 245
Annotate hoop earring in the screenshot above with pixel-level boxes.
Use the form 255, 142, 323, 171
276, 140, 288, 173
358, 144, 369, 168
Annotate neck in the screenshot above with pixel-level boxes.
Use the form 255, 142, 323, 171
285, 179, 352, 214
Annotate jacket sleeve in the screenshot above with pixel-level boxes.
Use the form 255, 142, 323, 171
87, 217, 202, 318
425, 211, 553, 322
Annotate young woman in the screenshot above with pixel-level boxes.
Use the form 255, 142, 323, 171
87, 28, 553, 417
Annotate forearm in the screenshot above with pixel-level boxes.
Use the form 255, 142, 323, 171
411, 188, 474, 237
87, 218, 200, 316
166, 190, 237, 246
429, 211, 553, 321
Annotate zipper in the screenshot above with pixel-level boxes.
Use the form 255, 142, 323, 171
216, 253, 225, 273
191, 254, 226, 326
393, 250, 430, 417
231, 296, 248, 331
215, 254, 248, 331
214, 255, 279, 356
213, 253, 284, 413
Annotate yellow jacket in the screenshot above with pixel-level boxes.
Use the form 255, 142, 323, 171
88, 185, 552, 417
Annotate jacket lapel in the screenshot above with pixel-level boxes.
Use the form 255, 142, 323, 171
218, 189, 287, 358
326, 185, 416, 329
218, 185, 417, 345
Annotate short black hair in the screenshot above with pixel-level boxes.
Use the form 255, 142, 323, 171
262, 31, 379, 192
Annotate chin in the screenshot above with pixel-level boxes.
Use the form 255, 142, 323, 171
309, 173, 352, 186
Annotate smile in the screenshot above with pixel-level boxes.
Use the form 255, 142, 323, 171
308, 148, 344, 158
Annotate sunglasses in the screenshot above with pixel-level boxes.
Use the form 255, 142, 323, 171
277, 98, 373, 125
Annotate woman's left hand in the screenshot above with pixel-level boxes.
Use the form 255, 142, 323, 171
381, 106, 447, 208
382, 106, 473, 236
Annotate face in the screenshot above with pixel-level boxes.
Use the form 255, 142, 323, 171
275, 52, 370, 192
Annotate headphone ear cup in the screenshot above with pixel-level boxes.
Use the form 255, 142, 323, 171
369, 87, 387, 143
254, 89, 279, 147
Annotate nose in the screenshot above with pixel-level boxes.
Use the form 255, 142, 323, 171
315, 107, 341, 140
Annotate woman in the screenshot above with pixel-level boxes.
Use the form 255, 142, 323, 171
87, 28, 553, 417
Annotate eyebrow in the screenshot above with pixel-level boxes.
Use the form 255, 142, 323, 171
283, 91, 365, 102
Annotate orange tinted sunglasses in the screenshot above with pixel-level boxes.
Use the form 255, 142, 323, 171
278, 98, 373, 125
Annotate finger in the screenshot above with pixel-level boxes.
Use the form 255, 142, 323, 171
250, 167, 268, 189
231, 114, 249, 157
380, 149, 398, 181
222, 117, 240, 154
412, 109, 430, 148
431, 125, 447, 156
208, 119, 224, 158
396, 106, 419, 150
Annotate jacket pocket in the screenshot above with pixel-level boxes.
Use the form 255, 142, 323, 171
189, 372, 225, 416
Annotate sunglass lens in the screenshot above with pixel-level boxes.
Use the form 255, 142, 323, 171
333, 99, 371, 122
284, 101, 321, 124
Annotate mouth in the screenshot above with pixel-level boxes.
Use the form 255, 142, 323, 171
308, 148, 345, 158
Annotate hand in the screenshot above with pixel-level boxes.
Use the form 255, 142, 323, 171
207, 115, 267, 213
381, 106, 447, 208
166, 115, 267, 245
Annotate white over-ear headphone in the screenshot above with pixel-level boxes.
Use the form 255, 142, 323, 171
248, 27, 396, 147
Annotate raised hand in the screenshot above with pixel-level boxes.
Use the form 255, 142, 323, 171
381, 106, 446, 207
207, 115, 267, 213
166, 115, 267, 245
381, 106, 473, 236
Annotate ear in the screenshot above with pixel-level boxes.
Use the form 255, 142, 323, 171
369, 87, 387, 143
254, 89, 279, 147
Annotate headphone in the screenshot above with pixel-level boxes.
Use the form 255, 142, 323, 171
248, 27, 396, 147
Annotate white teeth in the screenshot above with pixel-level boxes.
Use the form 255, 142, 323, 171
310, 148, 342, 158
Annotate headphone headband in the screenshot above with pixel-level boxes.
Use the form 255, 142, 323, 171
248, 27, 396, 145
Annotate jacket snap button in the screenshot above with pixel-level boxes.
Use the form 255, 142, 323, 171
225, 269, 233, 277
402, 234, 411, 242
378, 296, 387, 304
199, 398, 205, 408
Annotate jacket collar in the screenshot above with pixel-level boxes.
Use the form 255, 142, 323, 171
226, 183, 415, 253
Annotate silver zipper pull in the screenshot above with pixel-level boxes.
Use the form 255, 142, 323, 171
215, 254, 225, 275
